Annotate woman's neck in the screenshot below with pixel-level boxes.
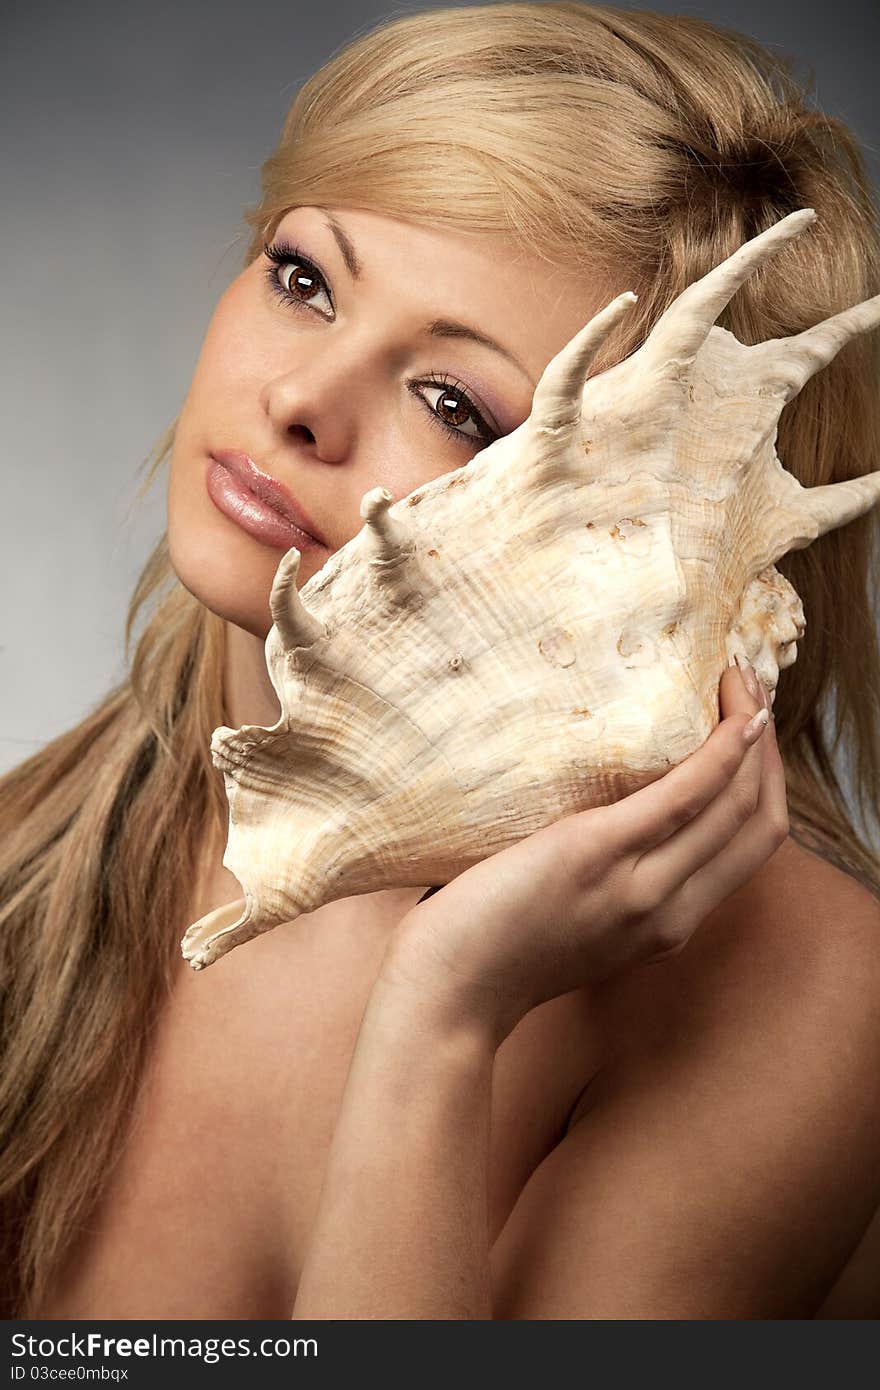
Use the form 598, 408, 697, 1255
222, 620, 282, 730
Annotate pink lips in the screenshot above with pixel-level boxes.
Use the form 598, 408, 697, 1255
207, 447, 329, 550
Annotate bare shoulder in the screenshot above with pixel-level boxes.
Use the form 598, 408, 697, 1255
494, 837, 880, 1318
734, 831, 880, 979
719, 832, 880, 1017
579, 832, 880, 1084
765, 829, 880, 930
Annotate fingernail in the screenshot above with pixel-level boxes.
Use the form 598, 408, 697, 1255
743, 708, 770, 745
735, 652, 760, 699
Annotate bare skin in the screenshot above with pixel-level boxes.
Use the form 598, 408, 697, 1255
33, 207, 880, 1317
33, 829, 880, 1318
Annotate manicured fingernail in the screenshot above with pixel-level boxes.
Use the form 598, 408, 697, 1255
735, 652, 760, 699
743, 708, 770, 745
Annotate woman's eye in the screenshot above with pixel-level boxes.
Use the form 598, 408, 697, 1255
262, 241, 499, 449
263, 243, 333, 316
413, 381, 497, 446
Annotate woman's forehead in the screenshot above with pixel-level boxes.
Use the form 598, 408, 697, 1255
271, 204, 613, 376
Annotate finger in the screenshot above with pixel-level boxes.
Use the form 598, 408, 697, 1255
639, 208, 817, 375
600, 662, 765, 857
629, 668, 770, 900
615, 660, 765, 855
667, 692, 788, 925
529, 291, 639, 435
635, 700, 771, 904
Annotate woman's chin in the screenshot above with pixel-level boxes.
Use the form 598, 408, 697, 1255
167, 537, 269, 642
182, 581, 273, 642
166, 476, 339, 641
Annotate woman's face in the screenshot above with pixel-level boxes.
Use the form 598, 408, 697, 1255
169, 205, 611, 638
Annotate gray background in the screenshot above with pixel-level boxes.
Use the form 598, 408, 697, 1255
2, 0, 878, 775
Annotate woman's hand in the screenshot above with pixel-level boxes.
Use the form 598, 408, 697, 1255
378, 660, 788, 1044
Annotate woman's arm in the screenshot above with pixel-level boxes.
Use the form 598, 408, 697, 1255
292, 844, 880, 1322
290, 662, 779, 1319
291, 976, 497, 1320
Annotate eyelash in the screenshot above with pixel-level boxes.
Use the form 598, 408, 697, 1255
262, 239, 499, 448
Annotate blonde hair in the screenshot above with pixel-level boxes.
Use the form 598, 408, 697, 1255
2, 2, 878, 1316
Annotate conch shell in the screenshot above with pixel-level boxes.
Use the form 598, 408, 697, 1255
182, 208, 880, 970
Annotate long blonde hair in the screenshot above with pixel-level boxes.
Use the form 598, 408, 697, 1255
2, 2, 878, 1317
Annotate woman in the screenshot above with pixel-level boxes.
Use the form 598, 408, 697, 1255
2, 2, 879, 1319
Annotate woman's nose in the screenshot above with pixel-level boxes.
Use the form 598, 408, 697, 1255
260, 337, 374, 463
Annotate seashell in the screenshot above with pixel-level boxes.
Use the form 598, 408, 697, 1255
181, 209, 880, 970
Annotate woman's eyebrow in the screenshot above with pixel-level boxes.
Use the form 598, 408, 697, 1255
424, 319, 531, 381
322, 212, 363, 279
320, 212, 531, 382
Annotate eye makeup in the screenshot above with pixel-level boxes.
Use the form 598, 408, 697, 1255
261, 238, 503, 447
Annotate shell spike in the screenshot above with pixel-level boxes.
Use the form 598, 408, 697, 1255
790, 470, 880, 546
360, 486, 416, 565
643, 208, 818, 374
269, 547, 328, 649
771, 291, 880, 400
529, 290, 639, 441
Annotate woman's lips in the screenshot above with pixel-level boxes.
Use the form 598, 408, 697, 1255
206, 450, 329, 551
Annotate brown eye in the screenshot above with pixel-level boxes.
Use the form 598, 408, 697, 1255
263, 243, 333, 316
280, 262, 321, 301
413, 379, 497, 446
436, 385, 473, 428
